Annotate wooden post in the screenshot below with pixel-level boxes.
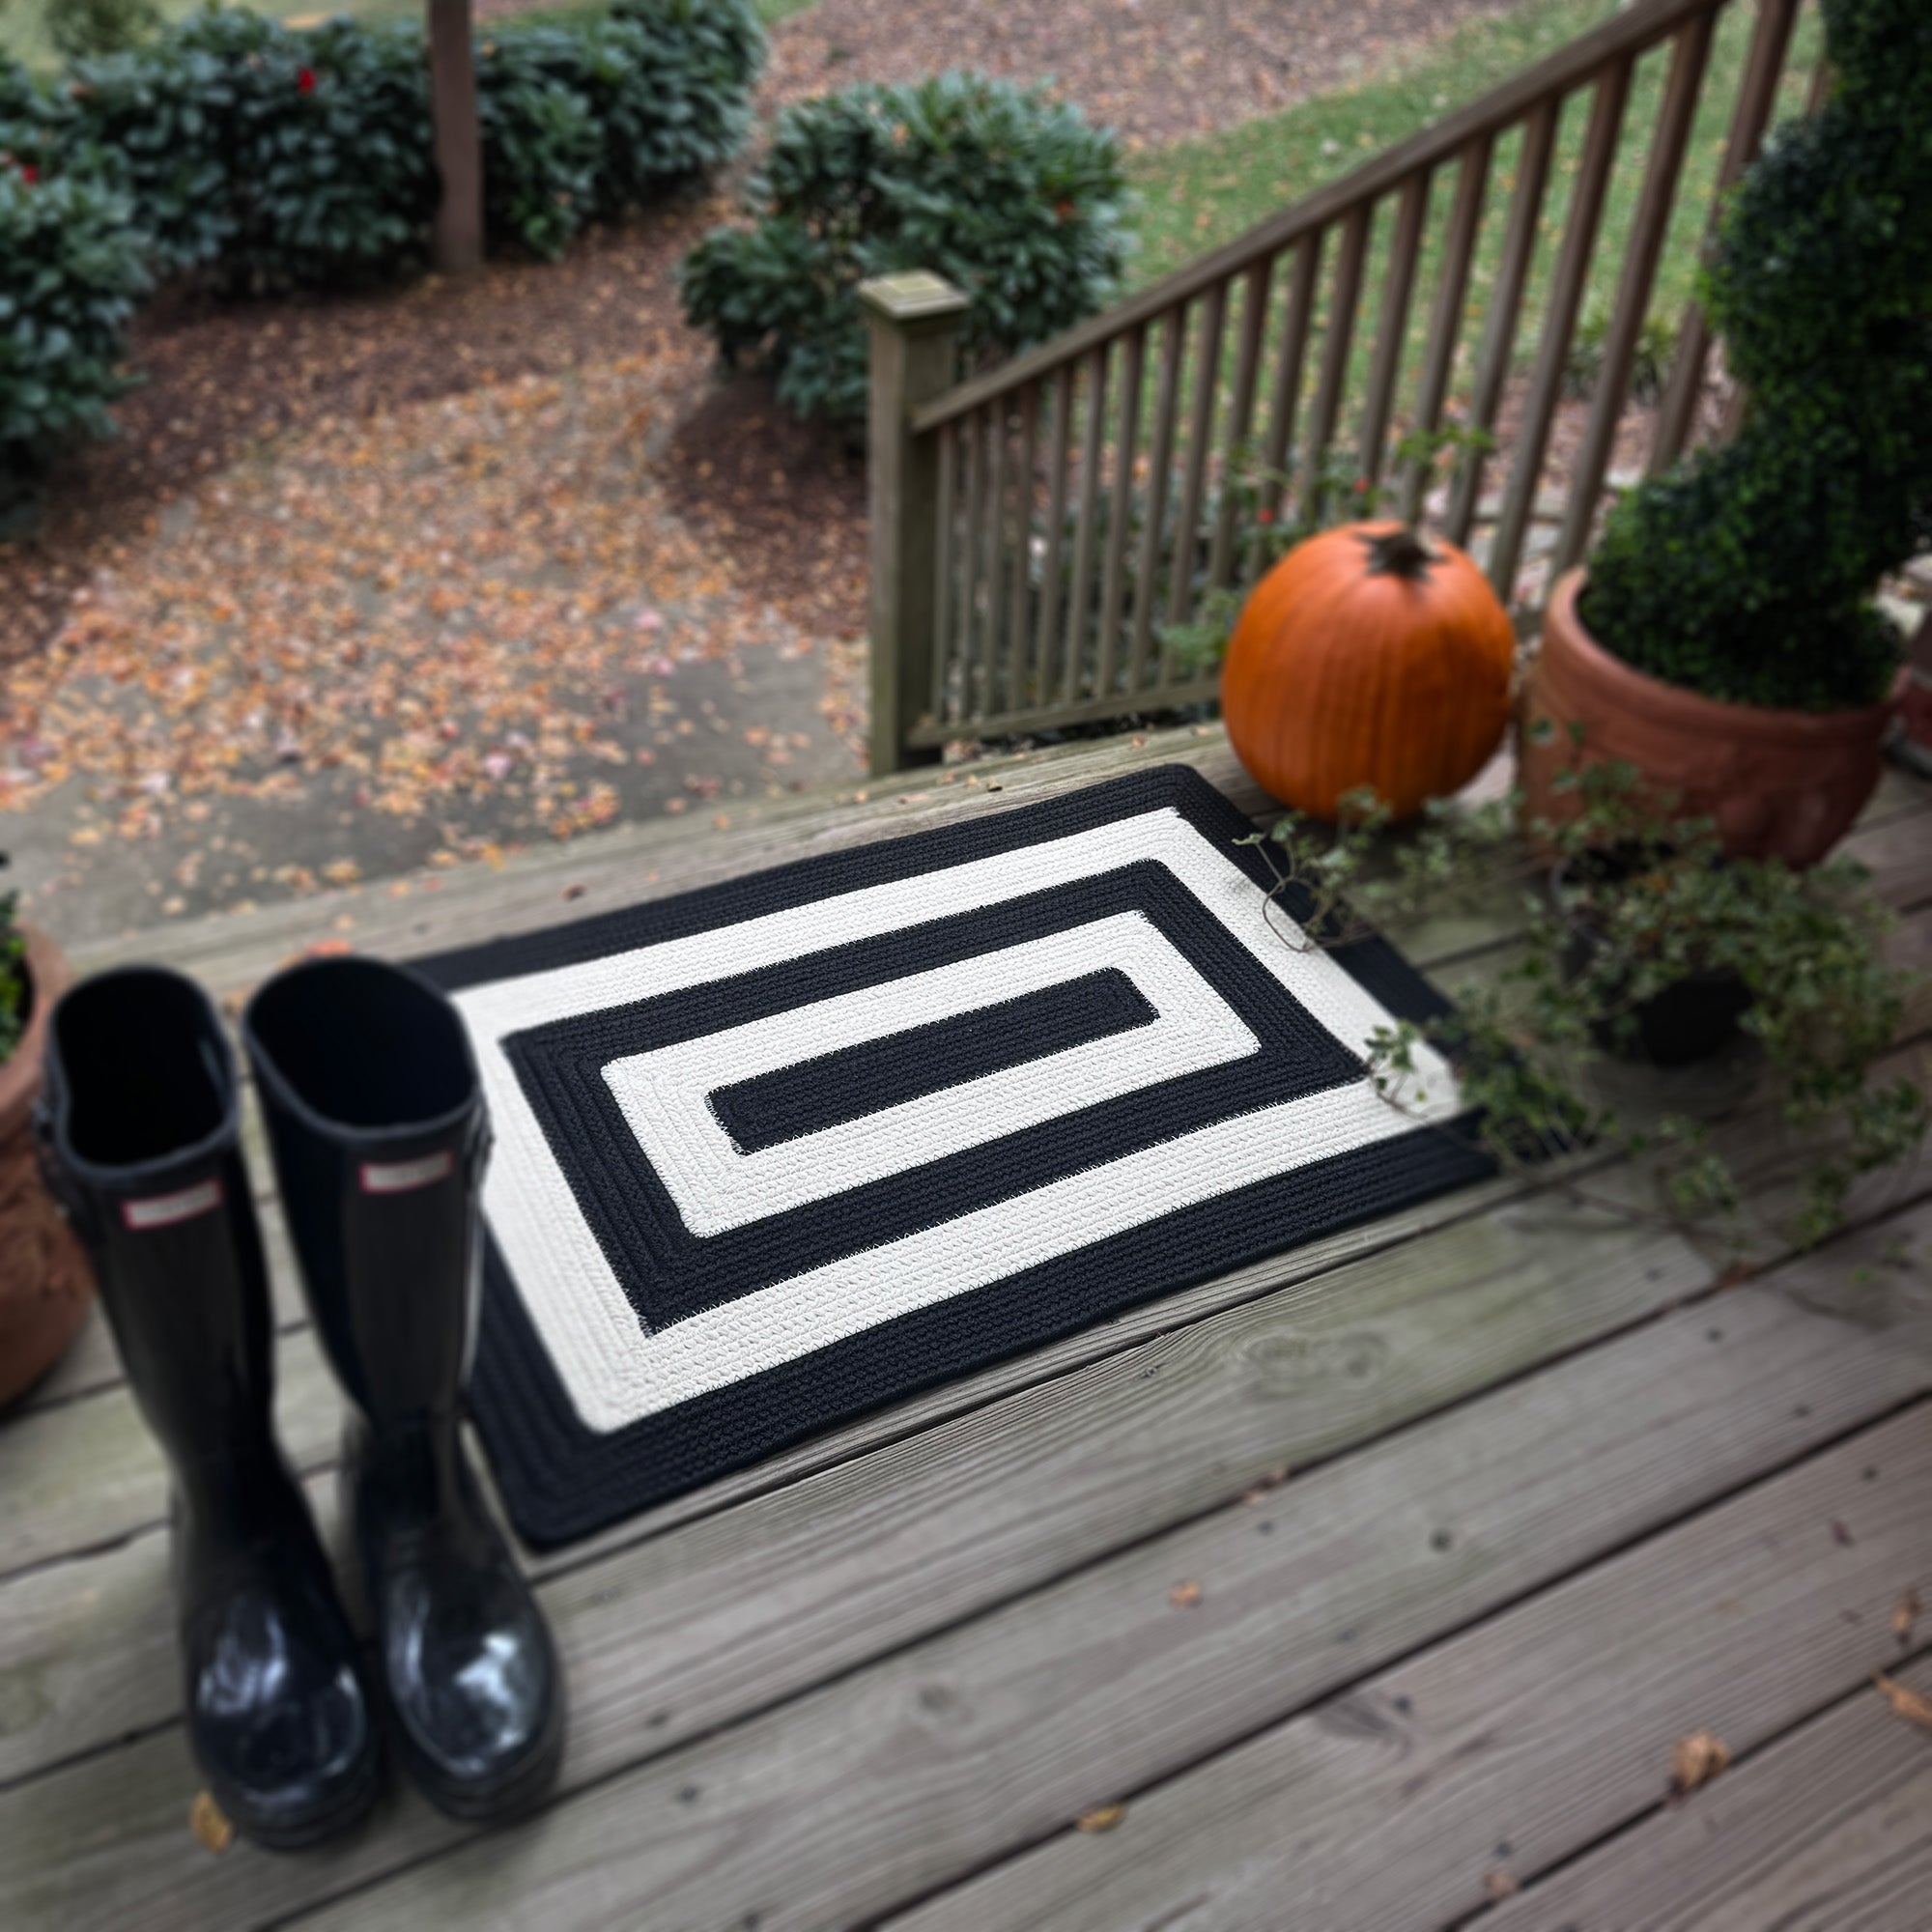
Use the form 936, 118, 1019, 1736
429, 0, 484, 277
862, 272, 970, 775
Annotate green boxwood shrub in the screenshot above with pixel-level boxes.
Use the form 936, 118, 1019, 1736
680, 71, 1130, 426
5, 0, 763, 286
477, 0, 764, 259
1578, 0, 1932, 712
0, 158, 149, 492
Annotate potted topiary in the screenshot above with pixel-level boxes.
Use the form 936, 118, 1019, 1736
1523, 0, 1931, 867
0, 872, 92, 1406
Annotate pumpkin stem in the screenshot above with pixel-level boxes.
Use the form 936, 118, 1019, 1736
1359, 526, 1439, 581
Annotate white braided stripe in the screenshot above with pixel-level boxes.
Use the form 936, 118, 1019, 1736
452, 806, 1461, 1434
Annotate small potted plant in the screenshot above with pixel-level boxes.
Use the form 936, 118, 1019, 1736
1246, 766, 1928, 1251
0, 867, 92, 1406
1523, 0, 1929, 867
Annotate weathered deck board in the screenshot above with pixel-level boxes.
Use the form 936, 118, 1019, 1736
67, 729, 1268, 992
888, 1406, 1932, 1932
0, 726, 1923, 1932
12, 1044, 1930, 1800
1484, 1656, 1932, 1931
244, 1214, 1932, 1931
0, 1177, 1699, 1793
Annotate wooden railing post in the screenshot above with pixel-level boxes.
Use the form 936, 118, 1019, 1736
862, 272, 971, 775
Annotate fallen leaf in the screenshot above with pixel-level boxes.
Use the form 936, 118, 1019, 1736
1667, 1730, 1729, 1796
1076, 1804, 1126, 1833
1833, 1520, 1857, 1548
1484, 1869, 1519, 1901
304, 938, 355, 958
1169, 1580, 1203, 1609
1893, 1588, 1920, 1646
1874, 1671, 1932, 1730
189, 1790, 234, 1854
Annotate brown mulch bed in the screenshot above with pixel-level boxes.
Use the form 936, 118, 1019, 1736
0, 192, 869, 671
758, 0, 1524, 151
662, 378, 869, 639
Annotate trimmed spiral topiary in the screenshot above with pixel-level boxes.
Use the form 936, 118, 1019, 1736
1577, 0, 1932, 712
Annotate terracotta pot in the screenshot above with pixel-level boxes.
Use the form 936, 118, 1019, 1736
0, 925, 93, 1407
1523, 569, 1905, 867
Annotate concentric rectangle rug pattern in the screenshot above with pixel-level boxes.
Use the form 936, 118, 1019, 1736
419, 766, 1488, 1548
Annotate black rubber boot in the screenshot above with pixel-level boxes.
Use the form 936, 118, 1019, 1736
35, 967, 382, 1851
242, 955, 563, 1824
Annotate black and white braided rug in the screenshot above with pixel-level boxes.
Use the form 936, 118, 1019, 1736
419, 766, 1488, 1548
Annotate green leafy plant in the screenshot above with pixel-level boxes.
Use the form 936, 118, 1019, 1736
1247, 756, 1928, 1252
0, 155, 148, 499
0, 868, 23, 1066
1161, 421, 1492, 672
1562, 300, 1674, 405
1578, 0, 1932, 711
477, 0, 764, 258
680, 71, 1129, 426
41, 0, 160, 60
54, 9, 434, 287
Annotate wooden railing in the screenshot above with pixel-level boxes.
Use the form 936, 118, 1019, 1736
864, 0, 1825, 774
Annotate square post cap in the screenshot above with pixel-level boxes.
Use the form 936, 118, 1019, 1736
859, 271, 971, 331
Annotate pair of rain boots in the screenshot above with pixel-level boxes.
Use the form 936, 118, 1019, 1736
36, 955, 562, 1849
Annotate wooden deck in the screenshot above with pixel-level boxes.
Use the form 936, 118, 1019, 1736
3, 724, 1931, 1931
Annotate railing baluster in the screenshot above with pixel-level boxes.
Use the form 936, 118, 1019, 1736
1252, 229, 1324, 577
1130, 305, 1188, 694
931, 419, 956, 725
1444, 98, 1559, 546
956, 408, 985, 725
1359, 168, 1432, 486
982, 406, 1011, 719
1008, 382, 1039, 708
1095, 323, 1147, 702
1208, 259, 1272, 591
1650, 0, 1802, 474
1490, 56, 1636, 603
1299, 200, 1373, 511
1034, 363, 1074, 708
1065, 348, 1109, 702
1166, 282, 1227, 662
1556, 13, 1718, 575
1399, 130, 1493, 524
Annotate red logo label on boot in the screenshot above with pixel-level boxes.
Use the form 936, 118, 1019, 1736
121, 1178, 223, 1231
359, 1151, 454, 1195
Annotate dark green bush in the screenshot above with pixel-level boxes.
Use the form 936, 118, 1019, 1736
0, 158, 149, 488
476, 27, 603, 260
476, 0, 765, 258
20, 0, 762, 282
42, 0, 161, 61
57, 9, 434, 287
680, 71, 1130, 426
1579, 0, 1932, 711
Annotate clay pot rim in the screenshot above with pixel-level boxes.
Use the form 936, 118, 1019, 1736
1547, 569, 1908, 742
0, 925, 71, 1143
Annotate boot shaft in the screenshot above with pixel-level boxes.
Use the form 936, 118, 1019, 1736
37, 967, 277, 1483
242, 957, 487, 1439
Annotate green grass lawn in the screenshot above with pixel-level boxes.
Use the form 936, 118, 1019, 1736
1123, 0, 1824, 446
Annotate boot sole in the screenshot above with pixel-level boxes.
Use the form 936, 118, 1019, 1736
399, 1691, 566, 1826
213, 1743, 386, 1854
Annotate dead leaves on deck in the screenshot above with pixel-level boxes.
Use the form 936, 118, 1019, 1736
1666, 1730, 1730, 1798
1873, 1671, 1932, 1731
1075, 1804, 1127, 1833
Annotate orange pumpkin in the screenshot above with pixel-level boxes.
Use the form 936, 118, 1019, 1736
1221, 521, 1515, 821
